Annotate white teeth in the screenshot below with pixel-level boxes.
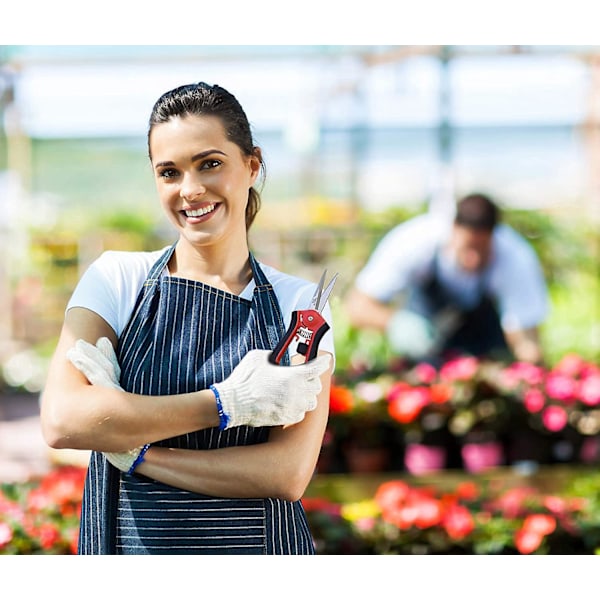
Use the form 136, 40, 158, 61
185, 204, 216, 217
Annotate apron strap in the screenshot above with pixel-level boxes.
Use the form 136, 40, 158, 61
249, 253, 290, 366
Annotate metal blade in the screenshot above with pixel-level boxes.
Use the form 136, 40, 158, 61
316, 272, 339, 312
309, 270, 328, 310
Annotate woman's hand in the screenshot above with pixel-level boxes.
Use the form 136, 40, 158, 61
211, 349, 331, 428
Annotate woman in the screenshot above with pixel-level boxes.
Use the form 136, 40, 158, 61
40, 82, 335, 555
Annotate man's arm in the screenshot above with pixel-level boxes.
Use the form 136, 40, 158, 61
504, 326, 544, 364
344, 287, 395, 332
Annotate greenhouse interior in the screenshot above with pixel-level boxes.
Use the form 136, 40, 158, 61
1, 44, 599, 556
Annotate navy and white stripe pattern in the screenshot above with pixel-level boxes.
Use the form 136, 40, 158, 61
77, 244, 315, 554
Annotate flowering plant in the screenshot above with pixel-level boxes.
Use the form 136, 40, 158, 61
329, 355, 512, 450
304, 475, 597, 555
2, 464, 599, 555
326, 352, 600, 473
500, 354, 600, 438
0, 466, 85, 554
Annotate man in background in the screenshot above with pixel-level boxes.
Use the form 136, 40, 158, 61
344, 193, 549, 365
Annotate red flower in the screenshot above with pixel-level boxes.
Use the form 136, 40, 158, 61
514, 514, 556, 554
387, 386, 430, 424
301, 497, 342, 517
514, 528, 543, 554
329, 385, 354, 414
68, 528, 79, 555
443, 504, 475, 540
429, 382, 452, 404
455, 481, 479, 501
410, 494, 443, 529
375, 480, 411, 511
38, 523, 62, 550
522, 514, 556, 536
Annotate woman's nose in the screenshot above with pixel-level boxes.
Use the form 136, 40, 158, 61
180, 174, 206, 201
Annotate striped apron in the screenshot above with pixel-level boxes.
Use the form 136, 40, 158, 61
77, 243, 315, 554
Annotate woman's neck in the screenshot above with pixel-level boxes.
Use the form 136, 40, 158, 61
168, 239, 253, 295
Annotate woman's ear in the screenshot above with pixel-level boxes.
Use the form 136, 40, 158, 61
248, 147, 262, 184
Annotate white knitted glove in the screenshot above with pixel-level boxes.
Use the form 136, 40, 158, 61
66, 337, 122, 389
211, 349, 331, 429
66, 337, 148, 474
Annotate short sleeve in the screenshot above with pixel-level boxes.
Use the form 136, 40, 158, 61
491, 227, 549, 331
66, 249, 164, 337
354, 215, 448, 302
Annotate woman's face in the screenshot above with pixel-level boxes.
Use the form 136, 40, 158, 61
149, 114, 260, 248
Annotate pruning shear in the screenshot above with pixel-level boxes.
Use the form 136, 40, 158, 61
269, 269, 339, 365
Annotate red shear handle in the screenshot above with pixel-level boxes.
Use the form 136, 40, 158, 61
269, 309, 330, 365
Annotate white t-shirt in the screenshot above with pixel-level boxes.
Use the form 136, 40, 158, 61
354, 213, 549, 332
67, 246, 335, 365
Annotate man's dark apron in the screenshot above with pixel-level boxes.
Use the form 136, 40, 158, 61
407, 250, 509, 363
77, 244, 315, 554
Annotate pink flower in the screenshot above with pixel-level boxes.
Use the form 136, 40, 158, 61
0, 522, 13, 548
494, 487, 537, 519
579, 374, 600, 407
440, 356, 479, 382
354, 381, 384, 403
523, 388, 546, 413
413, 362, 437, 384
543, 496, 567, 515
354, 517, 377, 532
541, 405, 568, 432
501, 362, 545, 388
544, 372, 577, 402
522, 514, 556, 536
554, 354, 586, 377
515, 528, 543, 554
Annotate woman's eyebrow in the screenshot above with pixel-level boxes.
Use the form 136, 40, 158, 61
191, 149, 227, 162
154, 149, 227, 169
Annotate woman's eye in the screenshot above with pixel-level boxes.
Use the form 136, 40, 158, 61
200, 159, 222, 170
159, 168, 178, 179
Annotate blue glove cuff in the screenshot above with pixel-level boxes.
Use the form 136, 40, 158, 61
210, 384, 230, 431
127, 444, 151, 475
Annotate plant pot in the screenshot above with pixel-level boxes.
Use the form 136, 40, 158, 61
403, 443, 447, 475
343, 443, 391, 473
579, 435, 600, 464
460, 439, 504, 473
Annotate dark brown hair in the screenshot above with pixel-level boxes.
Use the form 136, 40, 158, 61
455, 193, 500, 231
148, 82, 264, 230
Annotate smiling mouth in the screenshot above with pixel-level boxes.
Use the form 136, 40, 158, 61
183, 204, 217, 218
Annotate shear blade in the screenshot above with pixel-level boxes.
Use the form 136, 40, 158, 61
310, 270, 339, 312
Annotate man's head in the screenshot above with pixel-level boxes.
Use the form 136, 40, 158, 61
450, 193, 500, 272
